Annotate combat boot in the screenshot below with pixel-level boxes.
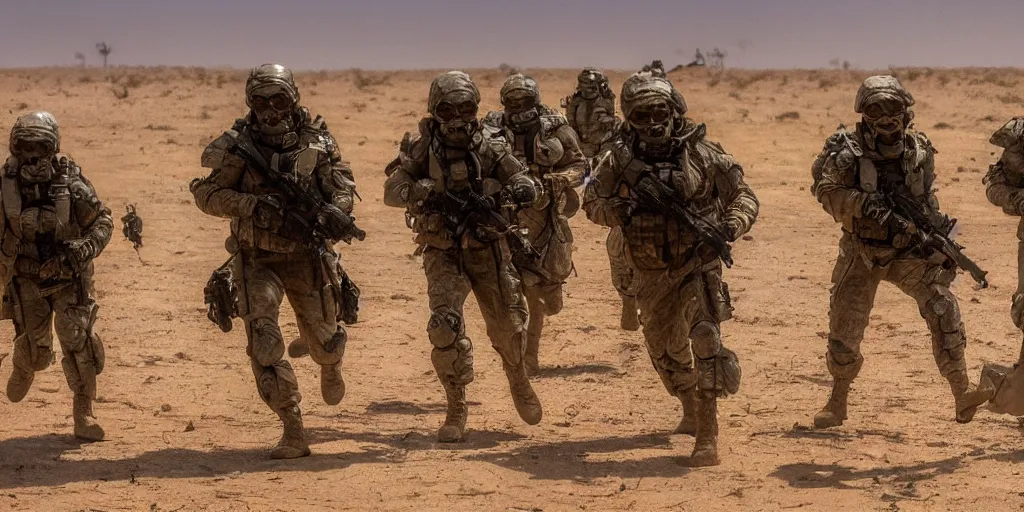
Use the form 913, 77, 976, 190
688, 392, 720, 467
73, 393, 105, 442
620, 297, 640, 332
437, 382, 468, 443
320, 363, 345, 405
287, 337, 309, 358
271, 406, 310, 459
947, 370, 991, 423
7, 366, 34, 403
814, 377, 852, 428
674, 387, 698, 436
504, 363, 543, 425
524, 332, 541, 377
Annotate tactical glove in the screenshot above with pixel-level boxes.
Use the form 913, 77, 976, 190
252, 195, 284, 231
316, 203, 356, 241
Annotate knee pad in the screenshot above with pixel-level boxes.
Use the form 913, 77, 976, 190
1011, 293, 1024, 330
249, 317, 284, 367
696, 346, 741, 396
428, 307, 464, 349
430, 337, 474, 386
690, 321, 722, 360
925, 288, 962, 334
256, 360, 300, 411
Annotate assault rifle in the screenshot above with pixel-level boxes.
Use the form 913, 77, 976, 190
631, 176, 734, 268
884, 191, 988, 288
231, 133, 365, 245
443, 188, 539, 260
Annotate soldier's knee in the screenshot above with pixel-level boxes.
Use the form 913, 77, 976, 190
690, 321, 721, 360
249, 318, 284, 367
1011, 292, 1024, 329
923, 287, 962, 332
255, 360, 300, 411
826, 337, 864, 379
427, 307, 464, 349
430, 338, 475, 385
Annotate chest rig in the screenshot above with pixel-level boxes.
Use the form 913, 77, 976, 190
852, 146, 929, 243
622, 143, 718, 267
2, 156, 75, 262
427, 135, 498, 244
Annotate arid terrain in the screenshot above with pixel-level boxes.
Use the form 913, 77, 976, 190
0, 66, 1023, 512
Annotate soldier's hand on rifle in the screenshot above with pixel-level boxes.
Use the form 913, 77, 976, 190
861, 193, 892, 224
316, 203, 356, 241
64, 238, 97, 272
253, 195, 284, 231
502, 180, 537, 207
723, 217, 743, 242
608, 197, 634, 227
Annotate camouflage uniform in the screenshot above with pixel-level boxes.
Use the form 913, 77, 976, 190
583, 65, 757, 466
564, 69, 639, 330
384, 71, 544, 442
811, 76, 990, 428
976, 118, 1024, 414
0, 112, 112, 441
482, 73, 587, 375
191, 64, 359, 459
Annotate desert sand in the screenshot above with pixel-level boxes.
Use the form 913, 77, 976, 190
0, 66, 1022, 512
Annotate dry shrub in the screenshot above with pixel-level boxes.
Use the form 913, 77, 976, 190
818, 77, 840, 90
998, 93, 1024, 105
144, 124, 175, 131
111, 85, 129, 100
775, 111, 800, 121
15, 102, 28, 110
933, 122, 955, 130
976, 70, 1018, 88
351, 69, 392, 91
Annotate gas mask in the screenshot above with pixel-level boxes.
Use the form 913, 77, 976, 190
433, 92, 479, 147
245, 64, 301, 145
502, 89, 540, 132
862, 98, 911, 159
579, 83, 600, 100
628, 101, 675, 143
14, 141, 56, 183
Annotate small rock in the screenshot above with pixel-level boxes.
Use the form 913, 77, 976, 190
742, 235, 754, 241
160, 404, 172, 413
184, 421, 195, 432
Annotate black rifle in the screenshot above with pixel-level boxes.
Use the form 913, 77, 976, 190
231, 133, 365, 245
631, 176, 734, 268
443, 188, 539, 260
884, 191, 988, 288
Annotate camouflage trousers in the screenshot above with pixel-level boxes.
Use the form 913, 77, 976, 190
234, 249, 344, 415
7, 276, 104, 401
1011, 241, 1024, 331
635, 261, 732, 396
423, 242, 528, 387
606, 227, 637, 302
826, 233, 967, 381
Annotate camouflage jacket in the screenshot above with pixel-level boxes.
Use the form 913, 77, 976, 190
983, 118, 1024, 238
383, 117, 538, 251
192, 108, 356, 254
563, 94, 618, 155
0, 155, 113, 288
583, 120, 758, 272
481, 106, 587, 250
813, 124, 942, 247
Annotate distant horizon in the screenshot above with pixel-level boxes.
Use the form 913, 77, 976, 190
2, 0, 1022, 70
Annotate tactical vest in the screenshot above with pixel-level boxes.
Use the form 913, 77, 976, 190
620, 148, 721, 271
0, 155, 87, 286
851, 149, 929, 242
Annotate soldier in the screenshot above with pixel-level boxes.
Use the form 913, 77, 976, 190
482, 73, 587, 375
191, 64, 362, 459
564, 68, 640, 331
1, 112, 112, 441
977, 117, 1024, 415
582, 64, 757, 466
811, 75, 991, 428
563, 68, 618, 159
384, 71, 544, 442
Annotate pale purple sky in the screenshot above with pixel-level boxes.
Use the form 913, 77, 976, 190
1, 0, 1022, 70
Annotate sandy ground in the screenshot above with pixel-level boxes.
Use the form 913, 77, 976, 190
0, 66, 1022, 512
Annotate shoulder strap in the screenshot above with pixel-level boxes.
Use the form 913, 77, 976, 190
1, 174, 21, 239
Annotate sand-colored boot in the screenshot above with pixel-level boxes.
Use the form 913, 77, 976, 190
320, 363, 345, 406
620, 296, 640, 332
948, 370, 992, 424
270, 406, 310, 459
437, 382, 468, 443
674, 388, 698, 436
814, 378, 852, 428
287, 337, 309, 358
504, 363, 543, 425
73, 393, 105, 442
525, 332, 541, 377
688, 392, 720, 467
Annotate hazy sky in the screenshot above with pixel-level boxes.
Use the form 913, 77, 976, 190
1, 0, 1022, 70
